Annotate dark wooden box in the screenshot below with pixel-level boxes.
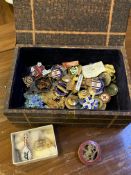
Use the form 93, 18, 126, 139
4, 0, 131, 127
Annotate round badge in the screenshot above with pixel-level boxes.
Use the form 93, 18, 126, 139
51, 65, 63, 79
91, 79, 104, 90
65, 95, 80, 109
88, 87, 103, 96
68, 95, 79, 106
55, 82, 68, 96
100, 93, 111, 103
35, 77, 52, 92
69, 66, 78, 75
78, 90, 90, 99
78, 140, 101, 166
105, 83, 118, 96
62, 74, 71, 83
99, 72, 111, 86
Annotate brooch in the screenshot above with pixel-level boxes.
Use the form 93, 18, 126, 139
51, 65, 63, 79
24, 94, 44, 108
31, 62, 45, 79
82, 96, 99, 110
105, 64, 115, 77
100, 93, 111, 103
55, 81, 68, 96
78, 90, 90, 99
22, 76, 34, 88
65, 95, 80, 109
105, 83, 118, 96
35, 77, 52, 92
69, 66, 79, 75
78, 140, 101, 165
99, 72, 111, 86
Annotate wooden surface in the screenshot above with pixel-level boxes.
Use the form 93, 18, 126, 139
0, 1, 131, 174
0, 1, 15, 52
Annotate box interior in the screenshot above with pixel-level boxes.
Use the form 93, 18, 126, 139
9, 47, 131, 111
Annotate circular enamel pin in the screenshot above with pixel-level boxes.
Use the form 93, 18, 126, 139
88, 87, 103, 96
78, 90, 90, 99
62, 74, 71, 83
78, 140, 101, 166
69, 66, 79, 75
51, 65, 63, 79
55, 82, 68, 96
99, 72, 111, 86
100, 93, 111, 103
65, 95, 80, 109
105, 83, 118, 96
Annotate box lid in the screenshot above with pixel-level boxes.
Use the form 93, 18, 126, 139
14, 0, 131, 47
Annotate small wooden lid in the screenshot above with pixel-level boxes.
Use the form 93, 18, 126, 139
14, 0, 131, 47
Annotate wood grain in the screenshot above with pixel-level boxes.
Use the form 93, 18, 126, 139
0, 0, 15, 52
0, 1, 131, 174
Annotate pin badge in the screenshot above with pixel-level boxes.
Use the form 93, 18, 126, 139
100, 93, 111, 103
24, 94, 44, 108
82, 96, 99, 110
69, 66, 78, 75
99, 72, 111, 86
55, 82, 68, 96
75, 74, 83, 91
51, 65, 63, 79
31, 62, 45, 78
78, 140, 101, 165
78, 90, 90, 99
35, 77, 52, 92
22, 76, 33, 88
65, 95, 80, 109
105, 83, 118, 96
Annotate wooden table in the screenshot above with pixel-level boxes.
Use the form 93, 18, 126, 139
0, 120, 131, 175
0, 1, 131, 174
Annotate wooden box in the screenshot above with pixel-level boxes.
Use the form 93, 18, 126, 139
4, 0, 131, 127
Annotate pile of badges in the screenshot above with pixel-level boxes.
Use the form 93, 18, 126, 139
22, 61, 118, 110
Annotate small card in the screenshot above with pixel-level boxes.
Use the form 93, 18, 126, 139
82, 61, 105, 78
